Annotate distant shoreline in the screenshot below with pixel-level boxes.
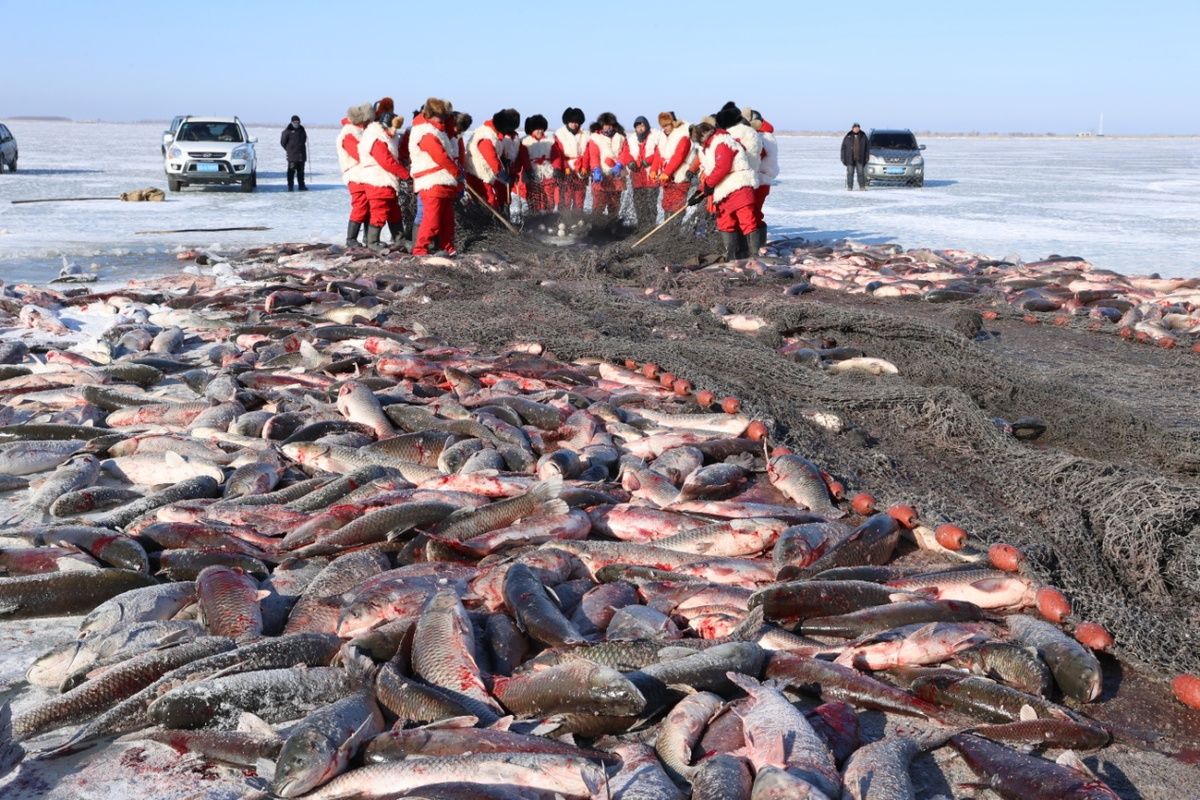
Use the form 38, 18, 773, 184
5, 117, 1200, 139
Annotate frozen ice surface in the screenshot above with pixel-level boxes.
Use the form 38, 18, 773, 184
0, 121, 1198, 279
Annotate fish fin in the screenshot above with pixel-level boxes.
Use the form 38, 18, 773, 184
528, 718, 564, 736
724, 670, 760, 695
255, 590, 273, 601
254, 758, 276, 780
539, 498, 570, 517
337, 715, 376, 760
165, 451, 187, 467
888, 591, 920, 602
1019, 704, 1038, 721
1055, 750, 1099, 780
556, 732, 578, 745
236, 712, 278, 738
482, 715, 509, 730
526, 474, 564, 503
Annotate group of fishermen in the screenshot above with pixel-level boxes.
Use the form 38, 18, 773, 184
337, 98, 779, 259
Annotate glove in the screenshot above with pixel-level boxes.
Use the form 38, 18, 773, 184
591, 168, 603, 182
687, 190, 706, 207
522, 170, 534, 185
657, 173, 669, 185
611, 163, 623, 177
685, 170, 697, 182
553, 168, 565, 180
626, 161, 638, 173
495, 169, 510, 185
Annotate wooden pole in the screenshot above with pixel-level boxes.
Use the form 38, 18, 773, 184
463, 182, 519, 235
11, 196, 120, 205
631, 205, 688, 248
134, 226, 271, 235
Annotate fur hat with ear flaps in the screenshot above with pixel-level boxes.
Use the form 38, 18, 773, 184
347, 103, 374, 126
525, 114, 548, 136
562, 107, 585, 125
690, 121, 715, 144
594, 112, 624, 135
421, 97, 452, 120
714, 102, 743, 131
492, 109, 521, 135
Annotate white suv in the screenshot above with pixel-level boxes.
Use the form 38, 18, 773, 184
164, 116, 257, 192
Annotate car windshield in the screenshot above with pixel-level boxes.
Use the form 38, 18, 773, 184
870, 132, 918, 150
177, 122, 243, 143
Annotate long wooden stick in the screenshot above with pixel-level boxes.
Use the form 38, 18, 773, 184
134, 226, 271, 235
632, 205, 688, 248
463, 182, 519, 235
11, 196, 119, 205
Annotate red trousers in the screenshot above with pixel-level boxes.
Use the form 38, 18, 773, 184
715, 187, 758, 235
526, 180, 556, 215
753, 184, 771, 228
363, 184, 401, 227
662, 182, 689, 214
347, 181, 369, 223
466, 175, 508, 211
414, 187, 457, 256
591, 178, 624, 216
558, 173, 587, 212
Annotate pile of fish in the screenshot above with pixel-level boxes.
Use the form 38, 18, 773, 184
0, 249, 1140, 798
696, 239, 1200, 350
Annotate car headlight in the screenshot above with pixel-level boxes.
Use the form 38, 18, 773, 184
232, 146, 252, 161
910, 155, 924, 165
868, 154, 882, 163
168, 147, 182, 159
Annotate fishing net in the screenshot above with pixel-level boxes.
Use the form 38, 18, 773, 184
269, 209, 1200, 675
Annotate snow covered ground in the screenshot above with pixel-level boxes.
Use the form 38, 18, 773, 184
0, 120, 1198, 281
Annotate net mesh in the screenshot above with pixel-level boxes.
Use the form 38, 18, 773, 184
291, 212, 1200, 674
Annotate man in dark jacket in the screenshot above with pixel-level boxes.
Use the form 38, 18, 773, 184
840, 123, 869, 190
281, 115, 308, 191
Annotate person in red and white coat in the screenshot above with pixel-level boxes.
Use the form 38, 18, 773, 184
358, 98, 411, 251
466, 109, 521, 213
336, 102, 373, 247
551, 107, 587, 214
716, 103, 765, 257
650, 111, 693, 215
585, 112, 631, 218
518, 114, 555, 216
408, 97, 462, 257
627, 116, 660, 228
742, 107, 779, 239
689, 119, 761, 261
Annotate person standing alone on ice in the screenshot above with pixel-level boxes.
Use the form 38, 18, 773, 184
585, 112, 631, 219
689, 120, 761, 261
336, 103, 373, 247
841, 122, 869, 191
408, 97, 462, 257
552, 108, 588, 214
281, 115, 308, 191
358, 98, 411, 251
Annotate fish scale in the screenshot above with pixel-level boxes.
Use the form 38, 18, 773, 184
412, 588, 504, 714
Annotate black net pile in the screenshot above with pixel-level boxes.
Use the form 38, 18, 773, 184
336, 214, 1200, 675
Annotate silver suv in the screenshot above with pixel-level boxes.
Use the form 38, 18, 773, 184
866, 129, 925, 187
0, 123, 17, 172
164, 116, 257, 192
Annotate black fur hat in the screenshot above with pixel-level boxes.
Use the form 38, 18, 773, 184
562, 107, 585, 125
714, 102, 743, 131
492, 108, 521, 135
525, 114, 548, 136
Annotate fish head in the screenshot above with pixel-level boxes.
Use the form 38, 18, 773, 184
585, 666, 646, 715
272, 727, 332, 798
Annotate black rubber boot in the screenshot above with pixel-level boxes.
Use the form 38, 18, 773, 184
387, 221, 406, 251
746, 227, 766, 257
721, 231, 739, 261
346, 220, 362, 248
365, 225, 385, 253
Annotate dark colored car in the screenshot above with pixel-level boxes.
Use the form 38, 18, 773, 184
0, 123, 17, 172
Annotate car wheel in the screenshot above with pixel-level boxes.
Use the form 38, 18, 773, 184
241, 175, 255, 193
913, 178, 924, 188
249, 171, 257, 190
5, 157, 14, 172
168, 178, 182, 192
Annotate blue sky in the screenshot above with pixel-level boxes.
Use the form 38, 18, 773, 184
3, 0, 1195, 134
